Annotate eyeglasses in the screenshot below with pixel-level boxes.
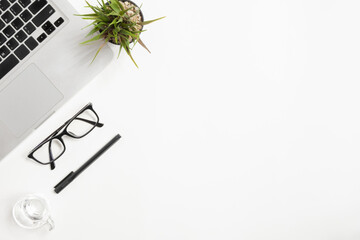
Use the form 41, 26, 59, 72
28, 103, 104, 170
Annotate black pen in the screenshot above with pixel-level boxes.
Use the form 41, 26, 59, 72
54, 134, 121, 194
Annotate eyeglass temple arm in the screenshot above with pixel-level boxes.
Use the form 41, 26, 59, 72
75, 117, 104, 127
48, 140, 56, 170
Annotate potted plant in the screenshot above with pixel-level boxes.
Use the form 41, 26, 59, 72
78, 0, 164, 67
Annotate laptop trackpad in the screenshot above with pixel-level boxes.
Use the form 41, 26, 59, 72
0, 64, 63, 137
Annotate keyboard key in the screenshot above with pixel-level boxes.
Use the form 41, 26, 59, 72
1, 10, 13, 23
54, 17, 64, 27
6, 37, 18, 50
28, 0, 47, 14
11, 17, 23, 30
24, 36, 37, 50
46, 25, 55, 34
19, 9, 31, 22
0, 19, 4, 31
0, 32, 5, 45
42, 20, 51, 29
8, 0, 15, 3
42, 20, 55, 35
0, 0, 10, 11
3, 25, 15, 37
14, 44, 29, 60
19, 0, 31, 8
42, 20, 51, 30
32, 5, 54, 27
15, 29, 26, 42
23, 22, 35, 34
36, 32, 46, 42
10, 3, 22, 16
0, 45, 10, 57
0, 54, 19, 79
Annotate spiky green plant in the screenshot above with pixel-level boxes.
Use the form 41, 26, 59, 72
78, 0, 164, 67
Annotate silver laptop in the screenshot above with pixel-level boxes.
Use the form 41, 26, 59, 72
0, 0, 113, 160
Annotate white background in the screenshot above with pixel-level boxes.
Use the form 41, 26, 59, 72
1, 0, 360, 239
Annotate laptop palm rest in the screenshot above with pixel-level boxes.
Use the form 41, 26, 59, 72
0, 64, 63, 137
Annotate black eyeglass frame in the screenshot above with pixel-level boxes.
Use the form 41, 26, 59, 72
27, 103, 104, 169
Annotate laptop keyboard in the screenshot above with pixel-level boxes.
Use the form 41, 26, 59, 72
0, 0, 65, 80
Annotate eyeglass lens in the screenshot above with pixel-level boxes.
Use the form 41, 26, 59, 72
66, 109, 99, 138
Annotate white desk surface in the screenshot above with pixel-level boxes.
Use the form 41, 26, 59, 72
1, 0, 360, 239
